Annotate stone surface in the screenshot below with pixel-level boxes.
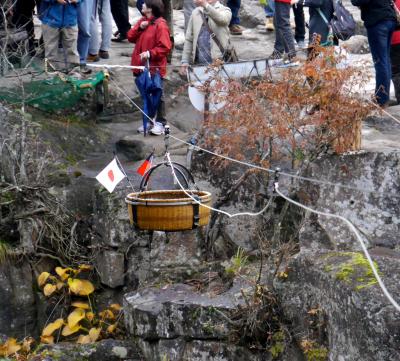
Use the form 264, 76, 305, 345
0, 261, 37, 338
342, 35, 370, 54
123, 283, 246, 340
239, 1, 265, 28
35, 339, 143, 361
275, 249, 400, 361
115, 138, 153, 161
300, 150, 400, 250
96, 250, 125, 288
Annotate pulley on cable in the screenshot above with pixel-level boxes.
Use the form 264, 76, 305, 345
125, 126, 212, 232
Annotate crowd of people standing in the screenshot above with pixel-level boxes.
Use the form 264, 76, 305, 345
2, 0, 400, 129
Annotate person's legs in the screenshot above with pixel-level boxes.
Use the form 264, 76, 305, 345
42, 24, 61, 69
110, 0, 131, 40
367, 20, 396, 106
99, 0, 113, 52
227, 0, 242, 34
274, 1, 295, 58
292, 3, 305, 44
78, 0, 95, 65
391, 44, 400, 103
89, 1, 100, 56
264, 0, 275, 31
61, 26, 80, 71
13, 0, 36, 52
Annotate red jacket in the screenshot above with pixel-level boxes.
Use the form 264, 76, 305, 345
275, 0, 291, 3
127, 16, 172, 78
392, 0, 400, 45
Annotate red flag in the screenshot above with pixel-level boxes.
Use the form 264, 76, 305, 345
137, 152, 154, 176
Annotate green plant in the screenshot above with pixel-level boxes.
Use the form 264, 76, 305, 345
0, 241, 10, 265
300, 340, 329, 361
225, 247, 249, 276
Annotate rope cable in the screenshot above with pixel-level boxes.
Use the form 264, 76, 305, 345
110, 76, 400, 200
274, 182, 400, 313
166, 152, 273, 218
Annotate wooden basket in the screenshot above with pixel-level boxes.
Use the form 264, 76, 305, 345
125, 190, 212, 231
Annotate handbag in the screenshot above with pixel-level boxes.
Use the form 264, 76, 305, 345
200, 12, 238, 63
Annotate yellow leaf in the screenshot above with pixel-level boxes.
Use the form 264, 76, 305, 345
89, 327, 101, 342
77, 335, 92, 344
56, 282, 65, 290
68, 278, 95, 296
55, 267, 72, 281
110, 303, 122, 312
43, 283, 57, 297
99, 309, 114, 320
107, 323, 117, 333
79, 264, 93, 271
61, 324, 81, 337
0, 338, 21, 357
67, 308, 85, 329
71, 301, 90, 310
38, 272, 50, 287
40, 335, 54, 344
86, 312, 95, 322
42, 318, 64, 337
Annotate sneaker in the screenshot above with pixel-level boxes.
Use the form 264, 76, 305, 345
296, 40, 308, 50
229, 24, 243, 35
150, 122, 165, 135
137, 123, 153, 133
112, 34, 127, 42
80, 64, 92, 75
99, 50, 110, 59
265, 17, 274, 31
276, 58, 300, 68
268, 50, 283, 66
87, 53, 100, 62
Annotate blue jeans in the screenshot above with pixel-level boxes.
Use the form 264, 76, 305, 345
89, 0, 113, 53
264, 0, 274, 18
367, 20, 397, 106
78, 0, 95, 64
227, 0, 241, 26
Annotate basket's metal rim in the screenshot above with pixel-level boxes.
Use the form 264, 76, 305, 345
125, 199, 211, 207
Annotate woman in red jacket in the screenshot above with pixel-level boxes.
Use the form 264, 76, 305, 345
391, 0, 400, 104
127, 0, 172, 135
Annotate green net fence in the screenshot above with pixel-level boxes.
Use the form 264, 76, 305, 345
0, 71, 107, 112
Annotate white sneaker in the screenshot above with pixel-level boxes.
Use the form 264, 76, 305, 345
137, 123, 153, 133
150, 122, 165, 135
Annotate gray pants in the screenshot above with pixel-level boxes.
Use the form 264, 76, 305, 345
273, 1, 296, 58
42, 24, 80, 71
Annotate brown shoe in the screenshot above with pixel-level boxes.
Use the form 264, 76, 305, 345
87, 53, 100, 62
229, 24, 243, 35
99, 50, 110, 59
265, 17, 274, 31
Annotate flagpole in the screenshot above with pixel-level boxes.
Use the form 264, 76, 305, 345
114, 153, 136, 193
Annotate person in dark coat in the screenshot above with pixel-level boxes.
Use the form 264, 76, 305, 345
351, 0, 397, 107
12, 0, 38, 54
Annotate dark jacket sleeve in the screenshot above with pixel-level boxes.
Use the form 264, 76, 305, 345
303, 0, 324, 7
351, 0, 371, 6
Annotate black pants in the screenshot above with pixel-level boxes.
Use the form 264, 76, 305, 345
292, 4, 305, 43
110, 0, 131, 37
391, 44, 400, 103
12, 0, 37, 51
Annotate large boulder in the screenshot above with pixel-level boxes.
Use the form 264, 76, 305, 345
300, 150, 400, 251
0, 261, 37, 338
275, 248, 400, 361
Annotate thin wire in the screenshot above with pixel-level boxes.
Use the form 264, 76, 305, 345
111, 66, 400, 200
166, 152, 273, 218
367, 98, 400, 126
274, 182, 400, 313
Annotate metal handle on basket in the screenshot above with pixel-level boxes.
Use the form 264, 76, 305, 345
139, 161, 198, 192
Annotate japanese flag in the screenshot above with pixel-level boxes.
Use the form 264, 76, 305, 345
96, 158, 125, 193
